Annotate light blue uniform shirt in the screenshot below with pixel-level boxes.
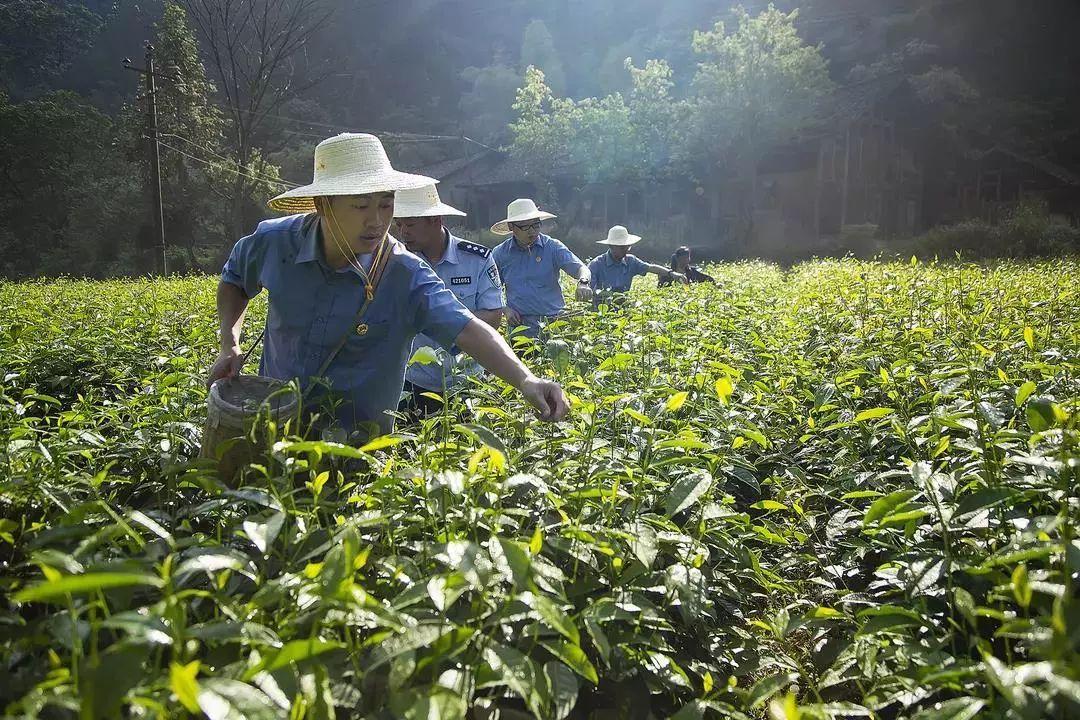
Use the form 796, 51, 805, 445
588, 251, 651, 293
491, 233, 585, 320
406, 230, 503, 392
221, 214, 475, 435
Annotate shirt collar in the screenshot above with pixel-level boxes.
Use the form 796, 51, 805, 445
510, 232, 547, 252
295, 216, 381, 276
605, 250, 627, 266
439, 229, 460, 266
294, 214, 321, 264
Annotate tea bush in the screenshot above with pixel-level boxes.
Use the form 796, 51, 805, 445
1, 259, 1077, 719
909, 203, 1080, 259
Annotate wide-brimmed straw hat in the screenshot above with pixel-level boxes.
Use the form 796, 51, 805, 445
268, 133, 436, 214
393, 184, 465, 218
490, 198, 556, 235
597, 225, 642, 246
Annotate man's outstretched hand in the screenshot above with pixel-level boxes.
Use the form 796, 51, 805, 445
519, 376, 570, 421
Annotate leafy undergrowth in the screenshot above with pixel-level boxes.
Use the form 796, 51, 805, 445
1, 259, 1077, 720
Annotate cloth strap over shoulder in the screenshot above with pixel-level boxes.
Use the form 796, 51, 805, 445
305, 241, 395, 398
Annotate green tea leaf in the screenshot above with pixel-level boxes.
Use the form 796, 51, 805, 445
665, 471, 713, 517
243, 638, 344, 680
545, 661, 580, 720
542, 640, 599, 684
483, 642, 549, 718
854, 407, 893, 422
747, 671, 798, 708
525, 591, 580, 645
1015, 380, 1036, 407
863, 490, 918, 526
171, 661, 202, 714
912, 697, 987, 720
664, 391, 689, 413
197, 678, 280, 720
15, 572, 162, 602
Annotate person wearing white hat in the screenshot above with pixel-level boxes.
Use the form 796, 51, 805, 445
393, 184, 504, 416
490, 199, 592, 337
208, 133, 569, 437
587, 225, 687, 299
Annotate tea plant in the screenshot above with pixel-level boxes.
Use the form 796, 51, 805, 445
1, 259, 1077, 719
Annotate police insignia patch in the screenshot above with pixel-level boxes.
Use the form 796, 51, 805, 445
487, 266, 500, 285
459, 241, 490, 258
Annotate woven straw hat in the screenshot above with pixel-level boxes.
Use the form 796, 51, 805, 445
490, 198, 556, 235
268, 133, 436, 214
597, 225, 642, 246
393, 184, 466, 218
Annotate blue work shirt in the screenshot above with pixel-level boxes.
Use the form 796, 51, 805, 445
588, 251, 651, 293
221, 213, 475, 435
407, 230, 503, 392
491, 233, 585, 318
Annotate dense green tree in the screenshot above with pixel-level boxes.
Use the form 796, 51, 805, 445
459, 63, 523, 145
520, 20, 566, 97
0, 91, 138, 277
510, 6, 831, 245
0, 1, 104, 96
685, 5, 833, 244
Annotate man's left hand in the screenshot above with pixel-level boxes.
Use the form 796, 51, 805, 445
520, 376, 570, 421
671, 272, 689, 285
575, 283, 593, 301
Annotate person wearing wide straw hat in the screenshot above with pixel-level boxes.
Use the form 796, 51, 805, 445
208, 133, 568, 438
490, 198, 592, 338
393, 184, 504, 417
588, 225, 687, 300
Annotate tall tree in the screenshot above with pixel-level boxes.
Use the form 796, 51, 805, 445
460, 62, 523, 145
0, 0, 104, 96
181, 0, 330, 238
521, 20, 566, 97
685, 5, 833, 244
0, 91, 138, 277
144, 3, 280, 271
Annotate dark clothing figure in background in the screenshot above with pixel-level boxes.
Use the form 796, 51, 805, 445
658, 246, 716, 287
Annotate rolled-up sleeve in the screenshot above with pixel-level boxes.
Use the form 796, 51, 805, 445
630, 255, 650, 277
411, 261, 476, 348
552, 239, 585, 276
476, 257, 505, 311
221, 230, 265, 299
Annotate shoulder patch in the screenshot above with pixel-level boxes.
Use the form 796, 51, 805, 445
458, 241, 491, 258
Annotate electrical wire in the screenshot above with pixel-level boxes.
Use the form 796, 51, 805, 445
154, 138, 301, 188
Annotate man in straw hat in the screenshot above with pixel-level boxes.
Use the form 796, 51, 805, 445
208, 133, 568, 437
588, 225, 687, 299
490, 199, 592, 337
393, 184, 504, 416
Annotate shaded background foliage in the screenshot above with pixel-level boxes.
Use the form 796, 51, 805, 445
2, 0, 1080, 278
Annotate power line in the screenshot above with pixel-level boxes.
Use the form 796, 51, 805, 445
155, 138, 301, 188
204, 100, 496, 150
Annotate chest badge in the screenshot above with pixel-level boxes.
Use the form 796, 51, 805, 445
356, 323, 369, 336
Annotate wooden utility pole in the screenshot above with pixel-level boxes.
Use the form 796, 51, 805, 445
124, 43, 168, 275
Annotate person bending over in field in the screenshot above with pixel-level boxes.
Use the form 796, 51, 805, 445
207, 133, 568, 440
658, 245, 716, 287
